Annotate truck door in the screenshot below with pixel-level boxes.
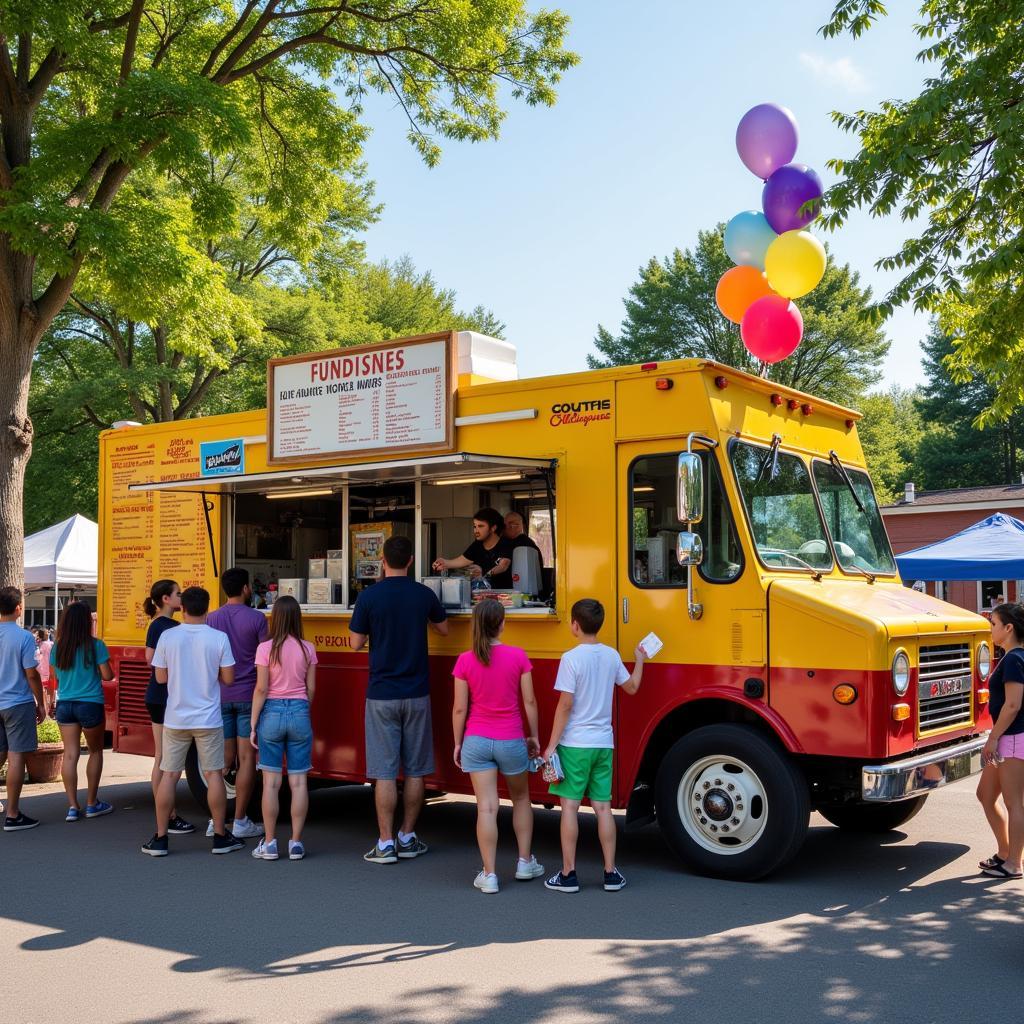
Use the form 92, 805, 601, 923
613, 441, 752, 797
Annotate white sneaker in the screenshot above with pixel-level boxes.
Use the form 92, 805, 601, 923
232, 817, 265, 839
515, 856, 545, 880
252, 838, 278, 860
473, 870, 499, 894
206, 819, 215, 837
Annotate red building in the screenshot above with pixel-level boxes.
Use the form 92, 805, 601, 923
881, 483, 1024, 613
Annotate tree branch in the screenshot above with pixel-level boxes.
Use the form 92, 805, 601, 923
201, 1, 262, 77
211, 0, 284, 81
119, 1, 147, 85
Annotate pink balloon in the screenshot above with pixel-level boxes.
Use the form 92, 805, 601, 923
740, 294, 803, 363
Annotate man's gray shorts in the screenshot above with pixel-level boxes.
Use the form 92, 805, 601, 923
0, 701, 38, 756
365, 696, 434, 780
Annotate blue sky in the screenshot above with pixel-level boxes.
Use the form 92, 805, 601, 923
355, 1, 931, 393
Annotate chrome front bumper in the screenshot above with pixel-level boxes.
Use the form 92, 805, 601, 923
861, 735, 987, 802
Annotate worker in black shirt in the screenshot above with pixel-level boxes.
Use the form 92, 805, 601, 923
503, 511, 544, 565
432, 508, 514, 588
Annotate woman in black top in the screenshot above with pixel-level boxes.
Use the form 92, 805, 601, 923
143, 580, 193, 836
432, 507, 514, 589
979, 602, 1024, 879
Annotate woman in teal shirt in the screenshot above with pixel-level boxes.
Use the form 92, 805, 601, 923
51, 603, 114, 821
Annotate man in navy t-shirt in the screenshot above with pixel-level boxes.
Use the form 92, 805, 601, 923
350, 535, 447, 864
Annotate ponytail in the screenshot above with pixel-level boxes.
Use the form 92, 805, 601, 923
471, 598, 505, 667
145, 579, 178, 619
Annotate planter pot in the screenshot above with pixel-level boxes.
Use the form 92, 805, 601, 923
25, 743, 64, 784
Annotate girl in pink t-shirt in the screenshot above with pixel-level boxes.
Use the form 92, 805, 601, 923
452, 599, 543, 893
250, 596, 317, 861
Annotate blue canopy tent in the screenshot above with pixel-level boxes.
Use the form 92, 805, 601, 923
895, 513, 1024, 581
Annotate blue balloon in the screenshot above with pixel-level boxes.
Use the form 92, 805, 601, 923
724, 211, 778, 270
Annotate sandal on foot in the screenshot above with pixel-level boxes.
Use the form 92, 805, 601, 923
979, 853, 1005, 870
981, 862, 1023, 879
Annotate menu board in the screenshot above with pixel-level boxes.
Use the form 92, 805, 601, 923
267, 334, 455, 464
103, 432, 218, 642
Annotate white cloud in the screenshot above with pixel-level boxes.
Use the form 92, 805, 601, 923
799, 52, 868, 94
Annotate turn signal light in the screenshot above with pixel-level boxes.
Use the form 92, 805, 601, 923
640, 361, 658, 371
833, 684, 858, 705
891, 703, 911, 721
801, 403, 813, 416
714, 375, 728, 390
770, 393, 784, 406
977, 688, 990, 705
787, 398, 799, 411
655, 378, 674, 390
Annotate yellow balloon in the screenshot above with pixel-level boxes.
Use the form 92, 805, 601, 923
764, 230, 827, 299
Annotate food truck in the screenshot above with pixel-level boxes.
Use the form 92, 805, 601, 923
98, 330, 992, 880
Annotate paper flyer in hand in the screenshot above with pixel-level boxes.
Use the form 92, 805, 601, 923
639, 632, 663, 660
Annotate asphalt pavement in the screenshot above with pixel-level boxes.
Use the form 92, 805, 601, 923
2, 752, 1021, 1024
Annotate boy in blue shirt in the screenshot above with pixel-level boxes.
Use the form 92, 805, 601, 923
0, 586, 48, 830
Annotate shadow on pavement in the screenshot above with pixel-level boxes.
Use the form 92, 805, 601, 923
4, 774, 1018, 1024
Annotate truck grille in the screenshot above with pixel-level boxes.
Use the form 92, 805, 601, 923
918, 643, 972, 733
116, 658, 151, 725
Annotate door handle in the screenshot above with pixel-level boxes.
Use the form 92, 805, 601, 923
622, 597, 629, 623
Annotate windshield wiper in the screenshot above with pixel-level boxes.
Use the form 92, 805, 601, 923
754, 434, 782, 486
828, 450, 865, 514
843, 561, 876, 584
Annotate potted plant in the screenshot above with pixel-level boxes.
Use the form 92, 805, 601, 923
25, 719, 63, 784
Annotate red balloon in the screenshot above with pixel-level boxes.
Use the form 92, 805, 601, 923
741, 294, 803, 363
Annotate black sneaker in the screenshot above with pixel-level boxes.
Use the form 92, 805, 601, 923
167, 815, 195, 835
3, 813, 39, 832
212, 832, 245, 855
141, 834, 169, 857
544, 870, 580, 893
603, 868, 627, 891
397, 835, 428, 859
363, 841, 398, 864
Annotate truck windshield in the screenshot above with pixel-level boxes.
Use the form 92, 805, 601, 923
812, 460, 897, 575
730, 440, 832, 572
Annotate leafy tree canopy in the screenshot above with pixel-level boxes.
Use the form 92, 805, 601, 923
588, 225, 889, 405
822, 0, 1024, 418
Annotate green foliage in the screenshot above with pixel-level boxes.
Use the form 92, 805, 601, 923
37, 719, 61, 744
588, 225, 889, 404
856, 388, 924, 505
24, 255, 503, 530
822, 1, 1024, 418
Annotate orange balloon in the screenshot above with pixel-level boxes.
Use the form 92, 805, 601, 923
715, 265, 775, 324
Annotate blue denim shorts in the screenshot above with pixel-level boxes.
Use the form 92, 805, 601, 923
256, 699, 313, 775
55, 699, 104, 730
461, 734, 529, 776
221, 700, 253, 740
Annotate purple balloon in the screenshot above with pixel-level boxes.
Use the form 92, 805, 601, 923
762, 163, 823, 234
736, 104, 799, 180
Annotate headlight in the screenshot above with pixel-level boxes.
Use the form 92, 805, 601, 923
978, 642, 991, 680
892, 650, 911, 696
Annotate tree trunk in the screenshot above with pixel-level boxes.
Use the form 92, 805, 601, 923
0, 315, 36, 594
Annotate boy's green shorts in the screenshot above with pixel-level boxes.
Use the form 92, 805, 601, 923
549, 745, 613, 802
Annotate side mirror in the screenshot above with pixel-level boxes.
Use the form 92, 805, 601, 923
677, 452, 703, 524
676, 531, 704, 567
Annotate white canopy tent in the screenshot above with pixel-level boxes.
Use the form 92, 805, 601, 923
23, 515, 98, 624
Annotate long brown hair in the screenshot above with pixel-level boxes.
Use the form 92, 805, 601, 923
471, 598, 505, 667
55, 602, 95, 671
267, 595, 308, 669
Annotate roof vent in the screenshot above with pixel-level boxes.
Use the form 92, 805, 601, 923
904, 482, 916, 504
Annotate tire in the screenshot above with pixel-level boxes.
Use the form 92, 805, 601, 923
817, 795, 927, 833
184, 742, 274, 820
655, 723, 810, 881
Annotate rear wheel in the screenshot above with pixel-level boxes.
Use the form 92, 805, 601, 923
817, 795, 927, 833
655, 723, 810, 881
184, 742, 273, 820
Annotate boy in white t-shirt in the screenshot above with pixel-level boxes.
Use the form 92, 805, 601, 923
543, 598, 644, 893
141, 586, 242, 857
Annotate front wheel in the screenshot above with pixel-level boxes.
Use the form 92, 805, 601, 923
655, 724, 810, 881
817, 795, 927, 833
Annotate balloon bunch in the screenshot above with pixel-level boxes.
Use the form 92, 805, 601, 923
716, 104, 827, 364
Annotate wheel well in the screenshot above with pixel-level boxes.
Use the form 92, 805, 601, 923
631, 699, 784, 795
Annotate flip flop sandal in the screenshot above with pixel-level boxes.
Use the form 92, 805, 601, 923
981, 862, 1023, 879
979, 853, 1005, 870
